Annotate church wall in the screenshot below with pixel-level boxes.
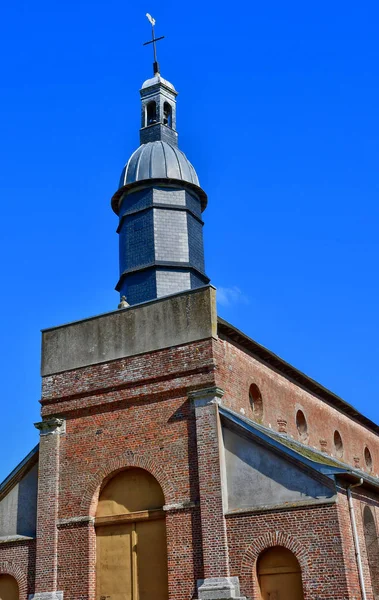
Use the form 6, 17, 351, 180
214, 336, 379, 476
0, 538, 36, 599
226, 500, 357, 599
38, 334, 216, 600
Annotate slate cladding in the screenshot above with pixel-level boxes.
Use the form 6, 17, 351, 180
113, 73, 209, 305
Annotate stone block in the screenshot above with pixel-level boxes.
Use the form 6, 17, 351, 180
197, 577, 246, 600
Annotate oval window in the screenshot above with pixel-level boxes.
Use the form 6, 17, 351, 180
296, 409, 308, 437
334, 430, 344, 458
364, 446, 373, 471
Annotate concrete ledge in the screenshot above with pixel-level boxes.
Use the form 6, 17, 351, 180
41, 286, 217, 376
225, 496, 337, 517
0, 535, 34, 544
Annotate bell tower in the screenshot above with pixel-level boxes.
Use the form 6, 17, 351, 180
111, 27, 209, 306
140, 75, 178, 146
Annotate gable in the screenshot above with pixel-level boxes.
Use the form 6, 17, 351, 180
222, 426, 335, 512
0, 455, 38, 538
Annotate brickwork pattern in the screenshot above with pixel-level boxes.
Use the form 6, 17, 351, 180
214, 336, 379, 475
37, 339, 216, 599
228, 503, 351, 599
0, 539, 36, 600
34, 431, 61, 594
5, 328, 379, 598
194, 399, 230, 579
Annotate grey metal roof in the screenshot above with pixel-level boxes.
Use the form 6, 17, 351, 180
141, 74, 176, 92
118, 141, 200, 189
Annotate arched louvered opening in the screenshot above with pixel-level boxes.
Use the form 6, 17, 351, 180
146, 101, 157, 126
163, 102, 172, 127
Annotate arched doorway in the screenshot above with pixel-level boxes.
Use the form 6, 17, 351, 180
95, 467, 168, 600
0, 575, 19, 600
257, 546, 304, 600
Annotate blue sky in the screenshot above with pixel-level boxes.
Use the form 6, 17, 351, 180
0, 0, 378, 481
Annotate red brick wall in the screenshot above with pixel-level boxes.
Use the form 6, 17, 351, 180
9, 331, 379, 599
0, 539, 36, 600
38, 340, 216, 600
342, 485, 379, 600
226, 501, 353, 600
214, 336, 379, 477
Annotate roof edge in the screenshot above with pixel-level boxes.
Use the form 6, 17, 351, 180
0, 444, 39, 501
217, 317, 379, 436
220, 405, 379, 492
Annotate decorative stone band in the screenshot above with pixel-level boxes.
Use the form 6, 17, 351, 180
188, 387, 224, 408
196, 577, 246, 600
57, 515, 94, 529
163, 501, 198, 512
28, 593, 63, 600
34, 418, 66, 436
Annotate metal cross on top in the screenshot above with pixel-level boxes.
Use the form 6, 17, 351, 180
143, 13, 165, 75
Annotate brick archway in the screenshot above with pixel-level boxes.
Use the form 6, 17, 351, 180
240, 532, 310, 599
0, 561, 28, 600
81, 449, 176, 516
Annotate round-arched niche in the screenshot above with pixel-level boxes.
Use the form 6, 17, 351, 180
249, 384, 263, 421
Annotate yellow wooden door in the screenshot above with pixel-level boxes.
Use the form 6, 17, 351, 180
96, 468, 168, 600
96, 523, 133, 600
258, 547, 304, 600
0, 575, 19, 600
96, 518, 168, 600
136, 519, 168, 600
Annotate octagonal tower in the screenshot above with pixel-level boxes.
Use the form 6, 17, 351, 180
111, 74, 209, 306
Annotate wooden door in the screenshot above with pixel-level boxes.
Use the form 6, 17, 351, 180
0, 575, 19, 600
258, 547, 304, 600
96, 523, 133, 600
96, 518, 168, 600
96, 467, 169, 600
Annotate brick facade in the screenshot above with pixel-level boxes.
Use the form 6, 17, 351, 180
214, 335, 379, 476
2, 300, 379, 599
0, 539, 36, 600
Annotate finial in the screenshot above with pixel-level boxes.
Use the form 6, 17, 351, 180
118, 295, 130, 309
143, 13, 165, 75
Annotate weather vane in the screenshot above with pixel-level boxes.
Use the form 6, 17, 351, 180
143, 13, 165, 76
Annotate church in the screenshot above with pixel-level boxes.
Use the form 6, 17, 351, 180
1, 32, 379, 600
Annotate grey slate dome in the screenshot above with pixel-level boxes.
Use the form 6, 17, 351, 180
118, 141, 200, 189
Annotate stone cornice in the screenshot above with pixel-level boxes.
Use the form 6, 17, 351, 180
188, 386, 224, 407
34, 418, 65, 436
